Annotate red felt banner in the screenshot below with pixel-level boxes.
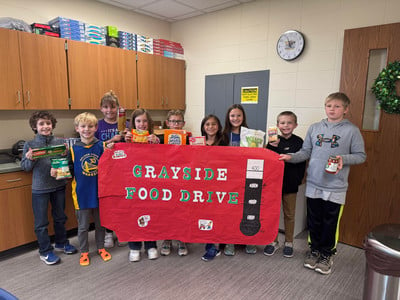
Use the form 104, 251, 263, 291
98, 143, 283, 245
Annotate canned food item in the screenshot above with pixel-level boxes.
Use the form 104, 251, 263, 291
118, 106, 126, 133
325, 155, 339, 173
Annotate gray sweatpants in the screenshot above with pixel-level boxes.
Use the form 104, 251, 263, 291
76, 208, 106, 253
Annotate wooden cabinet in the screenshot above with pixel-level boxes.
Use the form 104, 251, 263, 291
67, 40, 137, 109
0, 171, 77, 252
137, 52, 185, 110
0, 28, 69, 110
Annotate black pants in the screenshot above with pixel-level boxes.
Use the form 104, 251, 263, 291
307, 197, 343, 257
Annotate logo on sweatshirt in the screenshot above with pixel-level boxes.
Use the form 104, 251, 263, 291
316, 134, 340, 148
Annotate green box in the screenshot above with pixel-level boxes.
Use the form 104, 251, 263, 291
106, 26, 118, 38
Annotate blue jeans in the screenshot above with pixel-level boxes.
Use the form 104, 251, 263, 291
32, 187, 67, 255
128, 241, 157, 250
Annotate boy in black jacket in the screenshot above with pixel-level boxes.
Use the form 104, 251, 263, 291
264, 111, 306, 258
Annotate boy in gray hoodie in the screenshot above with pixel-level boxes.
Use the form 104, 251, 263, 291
280, 92, 366, 275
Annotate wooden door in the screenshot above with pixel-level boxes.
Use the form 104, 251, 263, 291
0, 28, 24, 110
18, 31, 69, 109
163, 57, 186, 110
137, 52, 163, 109
339, 23, 400, 247
68, 41, 137, 109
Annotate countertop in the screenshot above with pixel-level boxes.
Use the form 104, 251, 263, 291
0, 161, 22, 174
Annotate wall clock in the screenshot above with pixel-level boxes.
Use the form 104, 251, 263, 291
276, 30, 305, 61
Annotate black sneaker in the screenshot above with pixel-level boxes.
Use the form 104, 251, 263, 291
282, 242, 294, 258
263, 242, 279, 256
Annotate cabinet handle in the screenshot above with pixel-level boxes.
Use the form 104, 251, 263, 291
6, 178, 22, 183
26, 90, 31, 104
17, 90, 21, 104
161, 96, 164, 105
165, 97, 168, 106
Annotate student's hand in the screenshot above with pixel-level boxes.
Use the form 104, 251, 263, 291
147, 134, 159, 144
125, 131, 132, 143
107, 135, 121, 143
106, 142, 115, 149
25, 148, 34, 160
335, 156, 343, 174
268, 139, 280, 147
50, 167, 57, 178
279, 154, 292, 161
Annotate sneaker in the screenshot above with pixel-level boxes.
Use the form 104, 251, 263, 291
224, 244, 235, 256
160, 240, 172, 256
54, 241, 77, 255
283, 242, 294, 258
129, 250, 141, 262
202, 246, 221, 261
104, 232, 115, 248
263, 242, 279, 256
98, 248, 112, 262
245, 245, 257, 254
40, 251, 60, 265
79, 252, 90, 266
315, 254, 333, 275
304, 250, 320, 269
147, 248, 159, 260
178, 242, 188, 256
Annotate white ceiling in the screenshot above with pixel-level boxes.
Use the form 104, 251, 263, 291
96, 0, 254, 22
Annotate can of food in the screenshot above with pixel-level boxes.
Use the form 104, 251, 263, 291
325, 155, 339, 173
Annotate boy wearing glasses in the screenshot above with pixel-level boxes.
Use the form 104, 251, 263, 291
159, 110, 189, 256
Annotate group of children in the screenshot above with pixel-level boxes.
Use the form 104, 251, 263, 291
21, 91, 366, 275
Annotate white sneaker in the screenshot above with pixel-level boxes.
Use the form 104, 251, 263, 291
104, 232, 115, 248
147, 248, 159, 260
178, 242, 188, 256
160, 240, 172, 256
129, 250, 140, 262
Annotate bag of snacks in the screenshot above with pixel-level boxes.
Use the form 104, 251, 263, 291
51, 157, 72, 180
240, 126, 265, 148
164, 129, 187, 145
131, 129, 149, 143
267, 126, 278, 142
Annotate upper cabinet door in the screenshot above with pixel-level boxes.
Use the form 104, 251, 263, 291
163, 57, 185, 110
0, 29, 24, 110
18, 31, 69, 109
67, 40, 137, 109
137, 52, 163, 109
137, 52, 186, 110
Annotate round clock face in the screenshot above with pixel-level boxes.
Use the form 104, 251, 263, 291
277, 30, 305, 61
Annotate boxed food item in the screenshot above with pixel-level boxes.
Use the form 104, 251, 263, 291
267, 126, 278, 142
32, 144, 67, 159
189, 136, 206, 145
164, 129, 187, 145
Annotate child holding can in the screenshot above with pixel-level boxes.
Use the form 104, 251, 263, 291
280, 92, 366, 275
263, 111, 306, 258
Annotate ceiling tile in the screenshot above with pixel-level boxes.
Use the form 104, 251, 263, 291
175, 0, 238, 10
140, 0, 196, 18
